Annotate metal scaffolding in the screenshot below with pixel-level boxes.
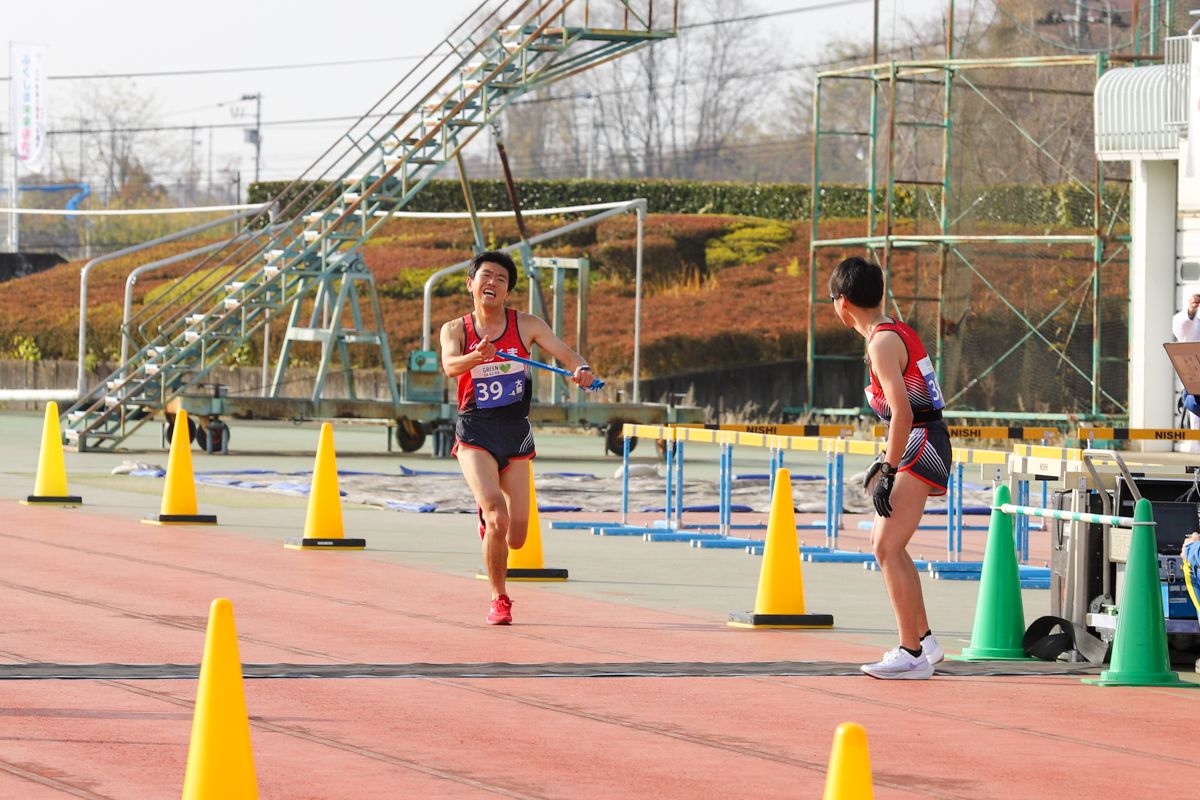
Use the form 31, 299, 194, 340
805, 39, 1140, 421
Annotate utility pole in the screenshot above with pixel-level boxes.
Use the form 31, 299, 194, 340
241, 93, 262, 184
77, 117, 84, 183
188, 123, 197, 202
6, 129, 18, 253
207, 124, 213, 200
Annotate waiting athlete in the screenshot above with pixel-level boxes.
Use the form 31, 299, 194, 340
830, 256, 951, 679
440, 251, 598, 625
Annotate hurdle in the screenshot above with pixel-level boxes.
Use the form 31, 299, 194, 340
587, 422, 1054, 574
703, 427, 853, 551
587, 423, 855, 545
612, 423, 1012, 561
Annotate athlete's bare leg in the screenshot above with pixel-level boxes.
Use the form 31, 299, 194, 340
870, 471, 935, 650
498, 459, 531, 551
457, 447, 510, 598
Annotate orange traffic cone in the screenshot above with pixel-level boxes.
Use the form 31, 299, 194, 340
728, 468, 833, 628
284, 423, 365, 550
144, 409, 217, 525
22, 401, 81, 506
181, 598, 258, 799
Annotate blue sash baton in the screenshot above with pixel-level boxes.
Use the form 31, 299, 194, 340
494, 351, 605, 391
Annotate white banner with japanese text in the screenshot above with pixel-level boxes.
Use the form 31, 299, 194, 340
10, 42, 48, 173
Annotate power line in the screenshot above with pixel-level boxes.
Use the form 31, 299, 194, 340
2, 2, 876, 84
0, 51, 441, 82
45, 58, 811, 136
30, 36, 952, 139
46, 113, 382, 136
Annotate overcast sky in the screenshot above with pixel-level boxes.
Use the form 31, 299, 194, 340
3, 0, 953, 190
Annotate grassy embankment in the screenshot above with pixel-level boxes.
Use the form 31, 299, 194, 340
0, 213, 1123, 400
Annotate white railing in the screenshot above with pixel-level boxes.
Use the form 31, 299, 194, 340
1163, 34, 1193, 130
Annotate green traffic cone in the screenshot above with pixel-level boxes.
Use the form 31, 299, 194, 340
1083, 498, 1198, 688
952, 484, 1032, 661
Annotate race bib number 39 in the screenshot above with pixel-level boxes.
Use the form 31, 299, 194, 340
470, 361, 525, 409
916, 356, 946, 410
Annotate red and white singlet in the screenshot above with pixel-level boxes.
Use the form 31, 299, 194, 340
456, 308, 533, 419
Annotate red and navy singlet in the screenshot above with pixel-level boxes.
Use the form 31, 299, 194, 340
456, 308, 533, 420
865, 320, 946, 424
866, 319, 952, 494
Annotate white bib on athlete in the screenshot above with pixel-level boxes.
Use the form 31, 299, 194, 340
470, 361, 525, 409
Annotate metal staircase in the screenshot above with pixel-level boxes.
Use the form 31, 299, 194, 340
63, 0, 678, 451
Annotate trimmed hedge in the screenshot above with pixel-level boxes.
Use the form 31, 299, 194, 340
249, 178, 1129, 228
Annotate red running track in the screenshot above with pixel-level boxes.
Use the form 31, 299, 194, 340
0, 500, 1194, 799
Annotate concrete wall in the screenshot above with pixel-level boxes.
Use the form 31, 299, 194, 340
0, 359, 406, 411
638, 358, 863, 422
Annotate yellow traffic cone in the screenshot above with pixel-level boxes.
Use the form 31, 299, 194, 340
22, 401, 82, 506
284, 423, 365, 550
181, 598, 258, 800
477, 469, 568, 581
144, 409, 216, 525
728, 468, 833, 628
823, 722, 874, 800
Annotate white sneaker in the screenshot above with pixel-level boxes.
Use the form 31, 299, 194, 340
921, 633, 944, 665
861, 647, 934, 680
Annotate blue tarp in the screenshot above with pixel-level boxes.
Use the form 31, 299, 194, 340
385, 501, 437, 513
398, 465, 461, 477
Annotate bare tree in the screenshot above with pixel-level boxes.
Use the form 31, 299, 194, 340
578, 0, 781, 180
73, 81, 179, 204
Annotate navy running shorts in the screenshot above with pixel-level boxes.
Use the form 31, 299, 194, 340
453, 414, 536, 472
897, 422, 952, 496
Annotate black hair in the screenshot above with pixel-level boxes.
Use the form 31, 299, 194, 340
468, 250, 518, 287
829, 256, 884, 309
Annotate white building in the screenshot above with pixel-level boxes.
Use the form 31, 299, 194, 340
1094, 27, 1200, 435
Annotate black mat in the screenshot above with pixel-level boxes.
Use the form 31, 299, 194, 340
0, 660, 1102, 680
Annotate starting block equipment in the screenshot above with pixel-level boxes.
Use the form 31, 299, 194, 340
1008, 441, 1200, 644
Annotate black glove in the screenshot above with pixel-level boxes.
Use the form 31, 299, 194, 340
863, 456, 884, 491
872, 462, 896, 518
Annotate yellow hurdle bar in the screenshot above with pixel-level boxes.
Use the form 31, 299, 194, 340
1077, 427, 1200, 442
1012, 443, 1084, 461
625, 423, 1009, 465
871, 424, 1057, 440
675, 423, 856, 438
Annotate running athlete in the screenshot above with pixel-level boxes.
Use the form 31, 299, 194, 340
830, 256, 951, 679
440, 251, 599, 625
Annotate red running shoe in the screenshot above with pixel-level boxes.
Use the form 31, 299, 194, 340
477, 507, 486, 540
487, 594, 513, 625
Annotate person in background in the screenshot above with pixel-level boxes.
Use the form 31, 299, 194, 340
1182, 532, 1200, 621
1172, 294, 1200, 452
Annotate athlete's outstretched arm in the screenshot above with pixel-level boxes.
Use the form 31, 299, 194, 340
519, 313, 598, 387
